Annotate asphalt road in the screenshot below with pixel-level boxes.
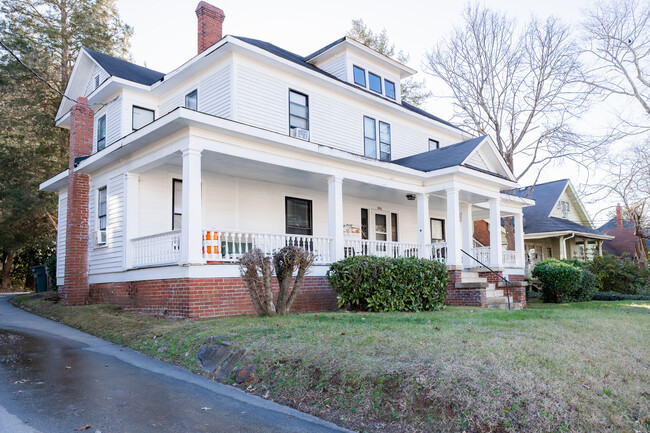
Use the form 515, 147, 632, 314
0, 293, 352, 433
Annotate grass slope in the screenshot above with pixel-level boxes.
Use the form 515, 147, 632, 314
10, 294, 650, 433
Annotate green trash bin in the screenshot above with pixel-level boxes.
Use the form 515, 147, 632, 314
31, 265, 48, 293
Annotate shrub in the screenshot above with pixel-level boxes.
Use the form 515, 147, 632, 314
587, 254, 648, 294
592, 291, 650, 301
532, 258, 594, 303
45, 255, 57, 290
326, 256, 448, 312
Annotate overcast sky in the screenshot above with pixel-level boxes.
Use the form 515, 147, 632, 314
115, 0, 621, 224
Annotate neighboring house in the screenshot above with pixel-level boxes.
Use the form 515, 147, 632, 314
509, 179, 613, 268
40, 2, 533, 317
599, 204, 649, 266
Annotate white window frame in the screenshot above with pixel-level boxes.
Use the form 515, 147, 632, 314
96, 186, 107, 245
132, 106, 155, 131
185, 89, 198, 110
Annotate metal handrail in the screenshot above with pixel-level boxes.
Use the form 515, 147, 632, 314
460, 248, 511, 310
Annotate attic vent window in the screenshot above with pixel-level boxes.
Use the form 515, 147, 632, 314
559, 200, 570, 218
94, 75, 99, 89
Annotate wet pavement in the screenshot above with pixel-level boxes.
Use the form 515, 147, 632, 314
0, 294, 351, 433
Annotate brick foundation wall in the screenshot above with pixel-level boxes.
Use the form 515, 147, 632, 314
445, 270, 487, 307
88, 276, 337, 318
62, 97, 93, 306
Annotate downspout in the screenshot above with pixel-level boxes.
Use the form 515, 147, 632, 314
563, 233, 575, 260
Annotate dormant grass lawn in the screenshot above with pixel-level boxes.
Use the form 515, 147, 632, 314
11, 294, 650, 433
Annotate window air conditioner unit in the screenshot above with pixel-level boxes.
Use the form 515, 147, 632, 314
290, 128, 310, 141
94, 230, 107, 245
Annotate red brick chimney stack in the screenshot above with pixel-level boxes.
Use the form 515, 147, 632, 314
616, 203, 623, 229
196, 2, 225, 54
63, 97, 93, 305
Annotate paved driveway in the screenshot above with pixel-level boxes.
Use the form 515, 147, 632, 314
0, 294, 351, 433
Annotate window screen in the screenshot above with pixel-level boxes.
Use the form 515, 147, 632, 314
363, 116, 377, 158
172, 179, 182, 230
185, 90, 198, 110
289, 90, 309, 130
132, 106, 155, 130
286, 197, 313, 235
98, 187, 107, 231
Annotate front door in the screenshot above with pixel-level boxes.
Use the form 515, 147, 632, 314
373, 212, 388, 241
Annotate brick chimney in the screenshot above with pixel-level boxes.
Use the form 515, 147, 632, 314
196, 2, 225, 54
616, 203, 623, 229
63, 97, 93, 305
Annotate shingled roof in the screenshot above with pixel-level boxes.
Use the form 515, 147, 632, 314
391, 136, 486, 172
84, 47, 165, 86
508, 179, 608, 236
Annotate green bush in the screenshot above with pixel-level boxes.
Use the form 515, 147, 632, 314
532, 258, 595, 303
592, 291, 650, 301
326, 256, 448, 312
586, 254, 648, 294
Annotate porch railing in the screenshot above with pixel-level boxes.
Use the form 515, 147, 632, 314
130, 230, 181, 267
471, 246, 491, 265
344, 239, 420, 259
470, 247, 519, 267
202, 229, 332, 264
426, 242, 448, 262
502, 250, 518, 267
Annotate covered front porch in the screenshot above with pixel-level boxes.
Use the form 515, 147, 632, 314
121, 134, 529, 273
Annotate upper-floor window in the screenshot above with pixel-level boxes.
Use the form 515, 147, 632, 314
428, 139, 440, 151
289, 90, 309, 132
132, 106, 155, 131
185, 90, 198, 110
97, 115, 106, 151
353, 65, 366, 87
385, 80, 396, 100
368, 72, 381, 93
379, 121, 391, 161
363, 116, 377, 158
94, 75, 100, 89
286, 197, 312, 235
558, 200, 570, 218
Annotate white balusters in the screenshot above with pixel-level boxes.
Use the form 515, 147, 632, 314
130, 230, 181, 268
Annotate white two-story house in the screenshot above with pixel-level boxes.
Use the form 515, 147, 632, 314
40, 2, 533, 317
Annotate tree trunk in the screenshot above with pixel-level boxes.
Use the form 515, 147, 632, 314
2, 252, 15, 290
504, 217, 515, 250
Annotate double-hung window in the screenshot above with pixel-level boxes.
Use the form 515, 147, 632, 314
384, 80, 396, 99
97, 115, 106, 151
363, 116, 377, 158
431, 218, 445, 242
289, 90, 309, 131
285, 197, 312, 235
97, 187, 107, 244
368, 72, 381, 93
353, 65, 366, 87
379, 121, 391, 161
185, 90, 198, 110
132, 106, 155, 131
172, 179, 182, 230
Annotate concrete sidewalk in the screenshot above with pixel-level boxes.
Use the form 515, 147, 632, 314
0, 294, 353, 433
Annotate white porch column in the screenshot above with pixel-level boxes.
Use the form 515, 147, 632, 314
123, 173, 140, 269
514, 212, 525, 268
327, 176, 344, 262
461, 203, 473, 268
445, 187, 462, 268
416, 193, 431, 258
181, 146, 204, 265
559, 237, 567, 260
489, 198, 503, 268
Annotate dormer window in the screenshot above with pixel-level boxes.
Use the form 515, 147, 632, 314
368, 72, 381, 93
353, 65, 366, 87
385, 80, 396, 100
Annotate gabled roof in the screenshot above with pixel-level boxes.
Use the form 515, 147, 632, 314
83, 47, 164, 85
598, 215, 635, 231
508, 179, 608, 237
392, 136, 485, 172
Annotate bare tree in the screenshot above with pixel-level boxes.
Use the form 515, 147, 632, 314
591, 142, 649, 266
424, 4, 598, 181
581, 0, 650, 131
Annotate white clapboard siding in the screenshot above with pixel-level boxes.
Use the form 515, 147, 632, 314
315, 53, 347, 81
200, 65, 231, 118
56, 191, 68, 285
92, 99, 122, 153
309, 92, 361, 152
465, 150, 490, 171
84, 65, 110, 96
89, 174, 125, 274
236, 65, 287, 133
390, 122, 431, 160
